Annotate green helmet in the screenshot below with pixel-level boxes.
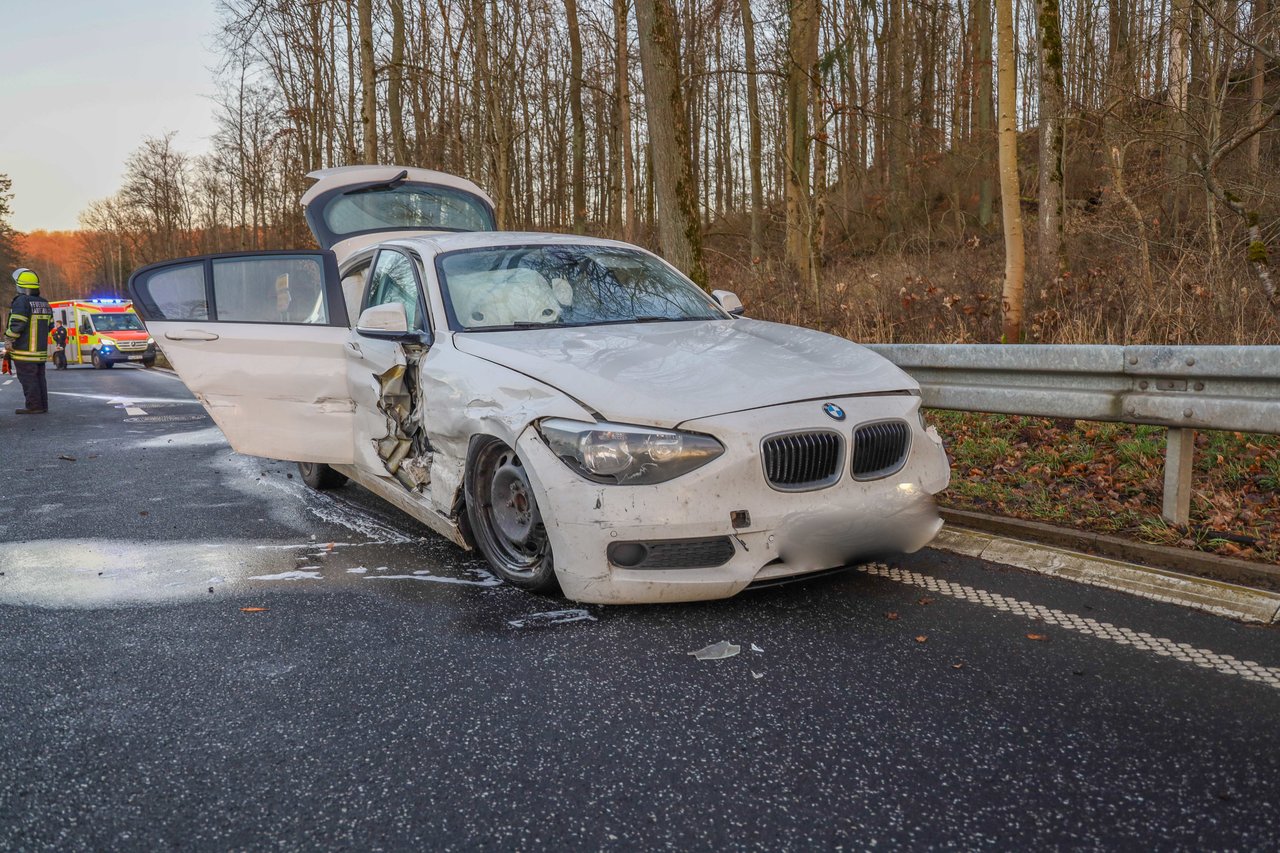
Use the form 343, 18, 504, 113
12, 268, 39, 289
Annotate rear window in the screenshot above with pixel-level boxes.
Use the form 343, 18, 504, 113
322, 184, 494, 238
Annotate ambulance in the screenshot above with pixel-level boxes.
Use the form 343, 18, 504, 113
49, 299, 158, 368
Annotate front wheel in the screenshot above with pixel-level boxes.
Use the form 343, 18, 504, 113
465, 438, 558, 592
298, 461, 347, 490
92, 350, 112, 369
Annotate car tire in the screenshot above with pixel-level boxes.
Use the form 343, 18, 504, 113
465, 437, 558, 592
142, 357, 156, 368
92, 350, 111, 369
298, 461, 347, 490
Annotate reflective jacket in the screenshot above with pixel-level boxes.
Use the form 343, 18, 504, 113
51, 325, 68, 348
5, 291, 53, 362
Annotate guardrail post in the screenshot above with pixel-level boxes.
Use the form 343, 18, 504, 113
1162, 428, 1195, 526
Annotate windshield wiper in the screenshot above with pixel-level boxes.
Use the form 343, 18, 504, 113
342, 169, 410, 196
465, 321, 563, 332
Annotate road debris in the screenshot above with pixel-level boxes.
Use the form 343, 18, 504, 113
752, 671, 764, 679
886, 611, 900, 620
240, 607, 269, 613
750, 643, 764, 653
689, 641, 740, 660
915, 635, 928, 643
507, 609, 596, 629
952, 661, 966, 669
1026, 633, 1049, 642
57, 455, 76, 462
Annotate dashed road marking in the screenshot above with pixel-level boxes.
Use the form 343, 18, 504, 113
3, 379, 12, 386
862, 562, 1280, 690
125, 406, 147, 417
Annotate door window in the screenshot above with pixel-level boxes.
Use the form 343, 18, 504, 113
366, 250, 425, 331
212, 255, 330, 324
129, 251, 347, 327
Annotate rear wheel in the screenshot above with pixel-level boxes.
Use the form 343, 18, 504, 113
298, 461, 347, 490
465, 438, 558, 592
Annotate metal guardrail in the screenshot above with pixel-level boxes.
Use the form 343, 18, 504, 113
867, 344, 1280, 525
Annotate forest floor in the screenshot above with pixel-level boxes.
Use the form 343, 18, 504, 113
931, 412, 1280, 567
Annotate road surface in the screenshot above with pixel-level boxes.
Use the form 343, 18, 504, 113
1, 365, 1277, 850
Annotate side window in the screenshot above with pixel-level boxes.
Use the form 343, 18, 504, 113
367, 250, 424, 331
212, 256, 329, 324
131, 261, 209, 320
79, 316, 93, 335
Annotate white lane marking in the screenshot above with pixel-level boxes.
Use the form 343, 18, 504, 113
861, 563, 1280, 691
3, 379, 12, 386
125, 406, 147, 417
248, 570, 323, 581
49, 391, 200, 405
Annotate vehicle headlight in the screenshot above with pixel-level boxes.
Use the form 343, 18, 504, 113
146, 337, 155, 345
538, 418, 724, 485
99, 338, 115, 348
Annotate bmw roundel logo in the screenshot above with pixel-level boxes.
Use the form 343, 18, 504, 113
823, 403, 846, 421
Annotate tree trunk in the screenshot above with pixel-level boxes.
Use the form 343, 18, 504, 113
357, 0, 378, 163
996, 0, 1025, 342
633, 0, 707, 286
565, 0, 587, 233
1246, 0, 1268, 181
614, 0, 636, 241
740, 0, 764, 261
1037, 0, 1066, 280
785, 0, 819, 282
976, 0, 996, 228
389, 0, 408, 164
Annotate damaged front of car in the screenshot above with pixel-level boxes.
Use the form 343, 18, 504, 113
414, 233, 951, 604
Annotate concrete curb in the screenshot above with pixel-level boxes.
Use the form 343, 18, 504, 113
929, 527, 1280, 625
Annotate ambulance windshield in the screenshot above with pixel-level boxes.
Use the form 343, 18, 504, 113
93, 314, 145, 332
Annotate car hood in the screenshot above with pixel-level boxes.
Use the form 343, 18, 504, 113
451, 318, 917, 427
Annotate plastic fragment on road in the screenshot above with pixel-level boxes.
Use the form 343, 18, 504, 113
750, 643, 764, 653
240, 607, 269, 613
752, 671, 764, 679
1026, 633, 1049, 641
58, 455, 76, 462
507, 609, 597, 629
689, 641, 740, 661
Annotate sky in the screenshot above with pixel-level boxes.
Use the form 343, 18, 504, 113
1, 0, 223, 232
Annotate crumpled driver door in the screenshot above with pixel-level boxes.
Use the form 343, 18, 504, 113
128, 250, 355, 464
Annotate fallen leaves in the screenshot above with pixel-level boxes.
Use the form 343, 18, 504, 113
1026, 633, 1049, 642
885, 611, 900, 621
917, 597, 934, 606
915, 635, 928, 643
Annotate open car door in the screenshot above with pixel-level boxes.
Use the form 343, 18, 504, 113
128, 250, 355, 464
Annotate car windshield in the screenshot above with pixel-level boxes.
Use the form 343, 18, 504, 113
322, 184, 494, 237
437, 245, 726, 331
92, 314, 145, 332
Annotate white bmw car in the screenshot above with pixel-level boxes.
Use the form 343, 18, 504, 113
128, 166, 950, 604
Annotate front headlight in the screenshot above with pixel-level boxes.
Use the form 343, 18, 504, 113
538, 418, 724, 485
146, 337, 155, 345
99, 337, 115, 348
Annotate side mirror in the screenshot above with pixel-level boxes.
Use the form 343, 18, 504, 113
356, 302, 412, 339
712, 289, 745, 316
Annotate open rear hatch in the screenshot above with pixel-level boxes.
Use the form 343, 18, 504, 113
301, 166, 496, 260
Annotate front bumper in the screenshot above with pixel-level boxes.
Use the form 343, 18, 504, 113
100, 345, 155, 364
517, 394, 951, 604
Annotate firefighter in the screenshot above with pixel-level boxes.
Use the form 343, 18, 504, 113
50, 320, 69, 370
4, 269, 53, 414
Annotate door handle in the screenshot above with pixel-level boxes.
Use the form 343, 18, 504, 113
165, 330, 220, 342
345, 341, 363, 357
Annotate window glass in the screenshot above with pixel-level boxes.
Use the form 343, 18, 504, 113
134, 262, 208, 320
367, 251, 422, 330
437, 245, 724, 331
91, 314, 145, 332
79, 317, 92, 335
212, 256, 329, 324
324, 184, 493, 237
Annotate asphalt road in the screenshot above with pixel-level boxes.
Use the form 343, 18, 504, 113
1, 365, 1278, 851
